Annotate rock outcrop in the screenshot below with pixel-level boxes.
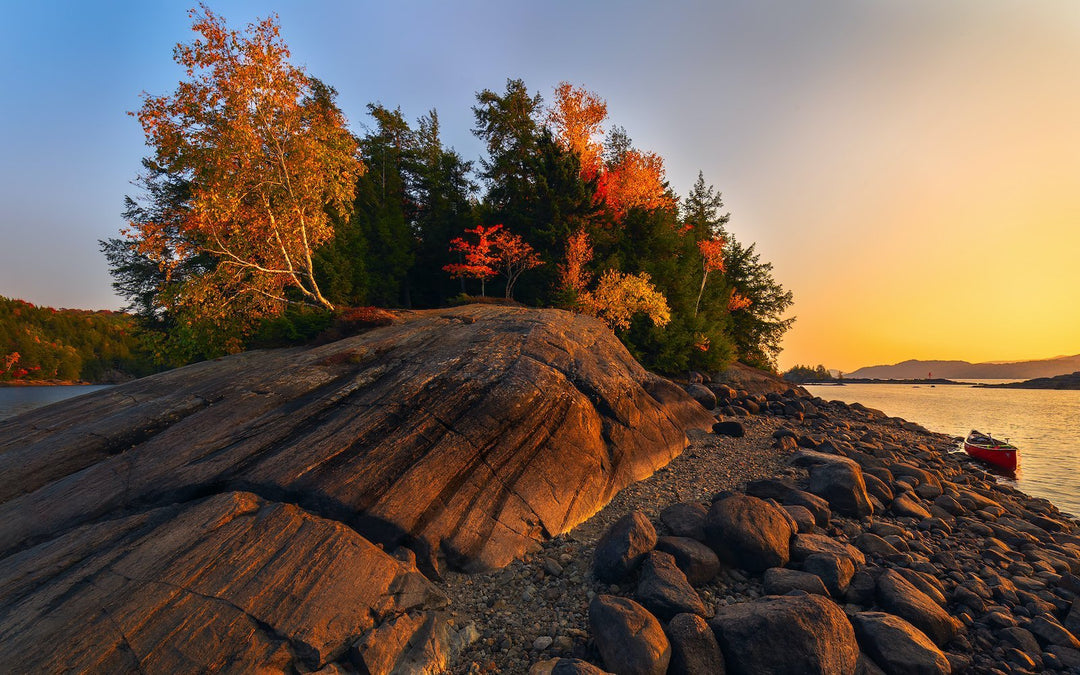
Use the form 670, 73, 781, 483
0, 306, 712, 573
0, 492, 447, 673
0, 305, 714, 673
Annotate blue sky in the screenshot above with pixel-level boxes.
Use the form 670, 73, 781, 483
2, 1, 1079, 369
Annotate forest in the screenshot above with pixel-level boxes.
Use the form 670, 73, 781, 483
101, 8, 794, 376
0, 297, 157, 383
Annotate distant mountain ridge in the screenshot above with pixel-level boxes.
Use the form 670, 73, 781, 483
846, 354, 1080, 380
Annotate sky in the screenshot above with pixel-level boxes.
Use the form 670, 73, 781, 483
2, 1, 1078, 372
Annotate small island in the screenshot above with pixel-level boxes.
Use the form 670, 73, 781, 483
976, 371, 1080, 390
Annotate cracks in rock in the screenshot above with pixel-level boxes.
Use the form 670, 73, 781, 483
86, 576, 149, 675
107, 568, 320, 671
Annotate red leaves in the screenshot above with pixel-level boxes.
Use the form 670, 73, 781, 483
443, 224, 542, 298
697, 238, 725, 273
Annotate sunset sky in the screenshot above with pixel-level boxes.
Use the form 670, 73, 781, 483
2, 1, 1078, 372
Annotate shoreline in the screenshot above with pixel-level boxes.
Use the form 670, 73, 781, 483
445, 388, 1080, 673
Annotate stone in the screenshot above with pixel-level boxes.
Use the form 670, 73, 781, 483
709, 594, 859, 675
850, 611, 951, 675
589, 595, 670, 675
713, 421, 746, 437
703, 494, 793, 573
876, 570, 960, 647
893, 568, 947, 607
0, 306, 715, 574
660, 502, 708, 541
891, 493, 932, 520
763, 567, 830, 596
784, 505, 816, 533
1027, 615, 1080, 649
854, 533, 902, 558
0, 492, 448, 673
594, 511, 657, 583
635, 551, 707, 621
791, 533, 866, 567
998, 626, 1041, 656
666, 613, 725, 675
531, 658, 613, 674
656, 536, 722, 585
805, 458, 874, 518
803, 553, 856, 597
685, 383, 717, 410
863, 473, 894, 505
353, 611, 452, 674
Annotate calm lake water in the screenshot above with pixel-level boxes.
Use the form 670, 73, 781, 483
0, 385, 113, 422
804, 382, 1080, 517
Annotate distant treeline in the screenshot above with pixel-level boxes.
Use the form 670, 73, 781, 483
0, 297, 157, 383
783, 364, 836, 383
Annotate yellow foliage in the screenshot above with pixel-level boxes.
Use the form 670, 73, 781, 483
580, 270, 671, 331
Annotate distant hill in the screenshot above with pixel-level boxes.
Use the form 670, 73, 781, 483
0, 296, 158, 384
978, 371, 1080, 390
846, 354, 1080, 380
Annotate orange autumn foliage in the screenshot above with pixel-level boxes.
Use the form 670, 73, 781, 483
728, 291, 753, 312
558, 229, 594, 297
491, 228, 543, 299
548, 83, 607, 180
444, 224, 501, 295
597, 149, 676, 219
129, 6, 362, 325
695, 237, 726, 316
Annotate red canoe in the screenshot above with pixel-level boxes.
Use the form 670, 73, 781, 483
964, 430, 1018, 471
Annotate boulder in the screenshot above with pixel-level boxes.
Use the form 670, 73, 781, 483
876, 570, 960, 647
1028, 616, 1080, 650
0, 492, 448, 673
659, 501, 708, 541
803, 553, 856, 597
763, 567, 830, 596
351, 611, 451, 674
656, 536, 722, 585
890, 493, 932, 520
530, 658, 613, 674
713, 421, 746, 437
807, 461, 874, 518
850, 612, 951, 675
594, 512, 657, 583
685, 384, 717, 410
709, 594, 858, 675
784, 505, 817, 533
704, 494, 793, 572
790, 533, 866, 567
0, 306, 714, 573
635, 551, 707, 621
666, 613, 726, 675
589, 595, 671, 675
854, 533, 901, 559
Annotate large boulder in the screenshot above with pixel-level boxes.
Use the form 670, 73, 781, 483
876, 570, 960, 647
704, 494, 793, 572
0, 492, 448, 673
589, 595, 671, 675
659, 501, 709, 541
635, 551, 706, 621
0, 306, 713, 573
850, 612, 951, 675
666, 613, 725, 675
655, 536, 722, 585
594, 512, 657, 583
802, 456, 874, 518
709, 594, 858, 675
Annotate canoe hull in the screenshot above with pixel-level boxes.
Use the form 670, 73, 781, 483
964, 442, 1018, 471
